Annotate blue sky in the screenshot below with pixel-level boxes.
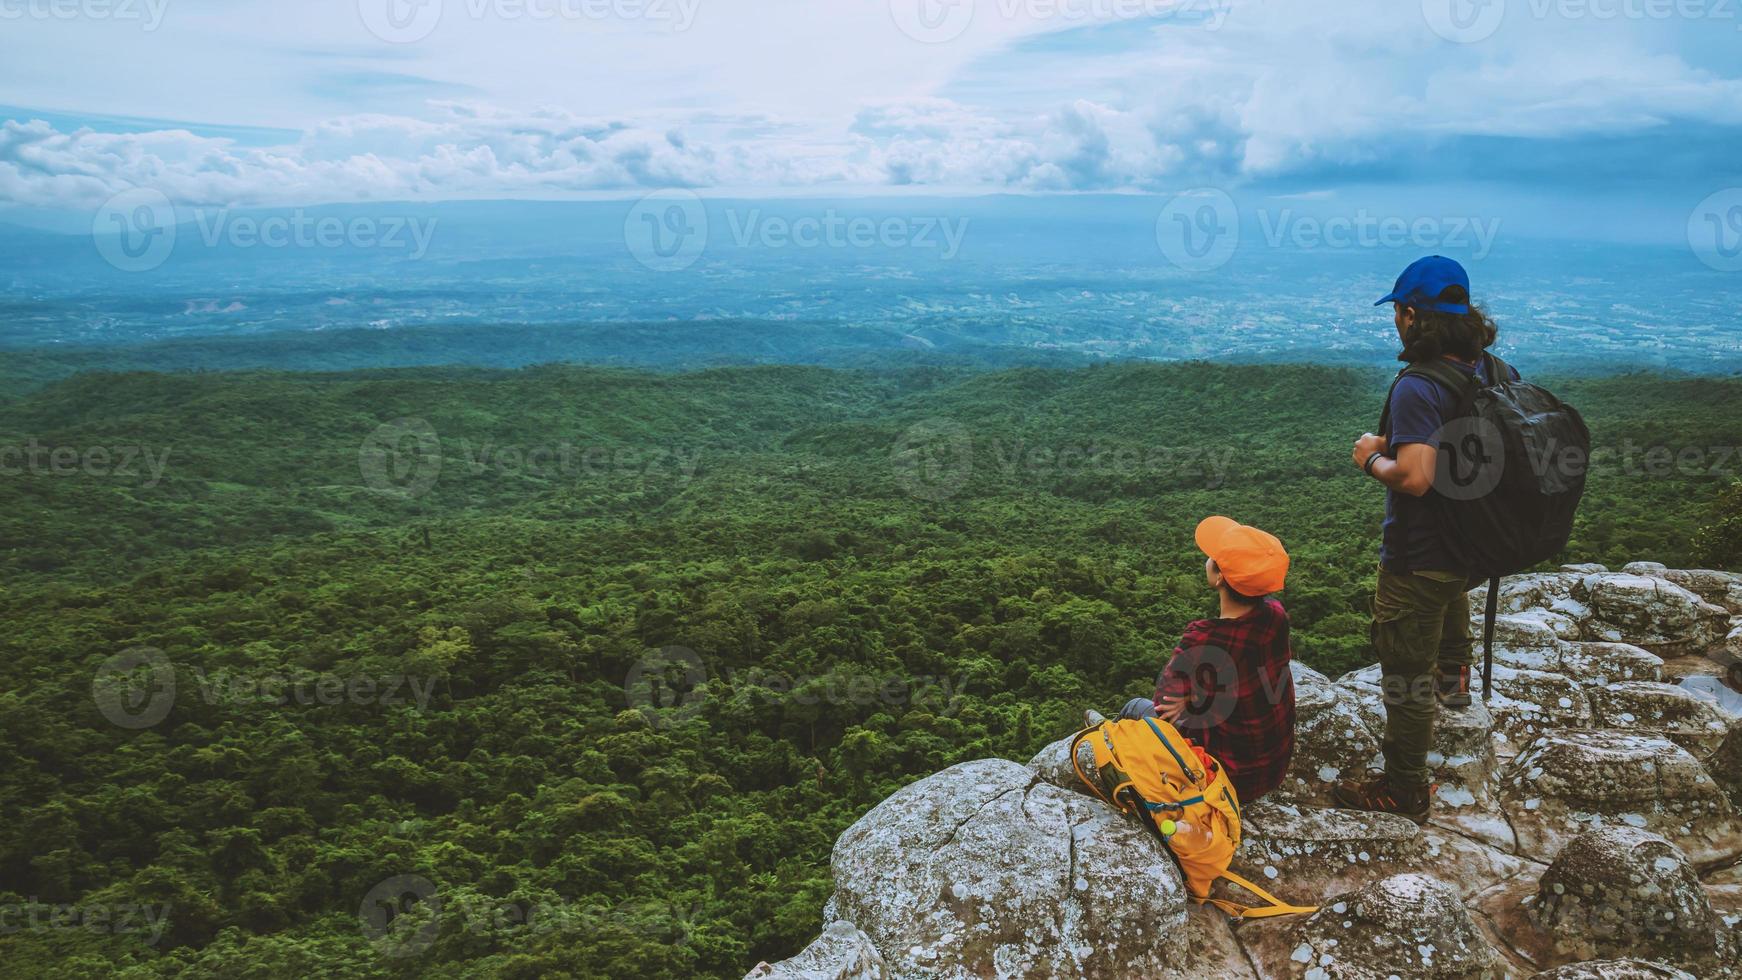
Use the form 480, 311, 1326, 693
1, 0, 1739, 240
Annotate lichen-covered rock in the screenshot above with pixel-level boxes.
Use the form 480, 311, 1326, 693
1528, 827, 1737, 973
1528, 959, 1698, 979
1472, 572, 1585, 616
828, 758, 1187, 979
1499, 731, 1742, 866
1473, 665, 1595, 749
1590, 681, 1733, 759
1576, 574, 1729, 656
744, 921, 891, 980
1026, 733, 1097, 797
1241, 873, 1502, 979
1276, 663, 1384, 805
1660, 569, 1742, 614
1556, 641, 1665, 686
1233, 802, 1426, 905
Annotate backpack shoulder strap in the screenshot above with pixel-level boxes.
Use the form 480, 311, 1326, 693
1484, 352, 1512, 384
1378, 359, 1474, 434
1202, 870, 1320, 919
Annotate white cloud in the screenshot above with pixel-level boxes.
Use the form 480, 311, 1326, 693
3, 0, 1741, 207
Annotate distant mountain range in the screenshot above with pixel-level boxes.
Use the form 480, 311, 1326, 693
2, 198, 1737, 373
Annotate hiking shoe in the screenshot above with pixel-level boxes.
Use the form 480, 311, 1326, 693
1331, 770, 1432, 825
1084, 708, 1109, 727
1437, 664, 1473, 707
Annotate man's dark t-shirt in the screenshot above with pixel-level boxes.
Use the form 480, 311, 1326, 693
1379, 356, 1521, 572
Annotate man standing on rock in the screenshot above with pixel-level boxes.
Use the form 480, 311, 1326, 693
1333, 256, 1519, 825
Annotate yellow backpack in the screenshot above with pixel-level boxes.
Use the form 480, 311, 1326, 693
1069, 716, 1316, 919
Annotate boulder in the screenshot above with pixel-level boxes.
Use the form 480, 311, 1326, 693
1661, 569, 1742, 614
744, 922, 891, 980
827, 759, 1187, 979
1559, 563, 1610, 575
1473, 665, 1595, 749
1529, 960, 1697, 979
1026, 733, 1097, 797
1589, 681, 1733, 759
1232, 801, 1426, 906
1472, 573, 1585, 616
1528, 827, 1737, 973
1556, 642, 1665, 686
1498, 731, 1742, 866
1276, 663, 1384, 805
1576, 574, 1729, 656
1240, 873, 1502, 979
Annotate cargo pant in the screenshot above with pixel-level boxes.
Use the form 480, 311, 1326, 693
1371, 567, 1474, 787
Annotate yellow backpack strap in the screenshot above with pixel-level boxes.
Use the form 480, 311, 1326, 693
1200, 870, 1319, 919
1068, 726, 1114, 807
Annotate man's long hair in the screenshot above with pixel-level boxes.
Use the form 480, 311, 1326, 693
1398, 284, 1498, 363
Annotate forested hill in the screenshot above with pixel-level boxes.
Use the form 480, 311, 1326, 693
1, 361, 1738, 977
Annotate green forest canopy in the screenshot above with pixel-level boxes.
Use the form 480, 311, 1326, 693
1, 361, 1737, 977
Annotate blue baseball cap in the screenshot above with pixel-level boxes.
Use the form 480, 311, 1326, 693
1374, 255, 1471, 314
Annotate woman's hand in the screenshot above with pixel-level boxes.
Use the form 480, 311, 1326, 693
1155, 697, 1186, 724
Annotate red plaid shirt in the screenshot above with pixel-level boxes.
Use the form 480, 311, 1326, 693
1154, 598, 1296, 803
